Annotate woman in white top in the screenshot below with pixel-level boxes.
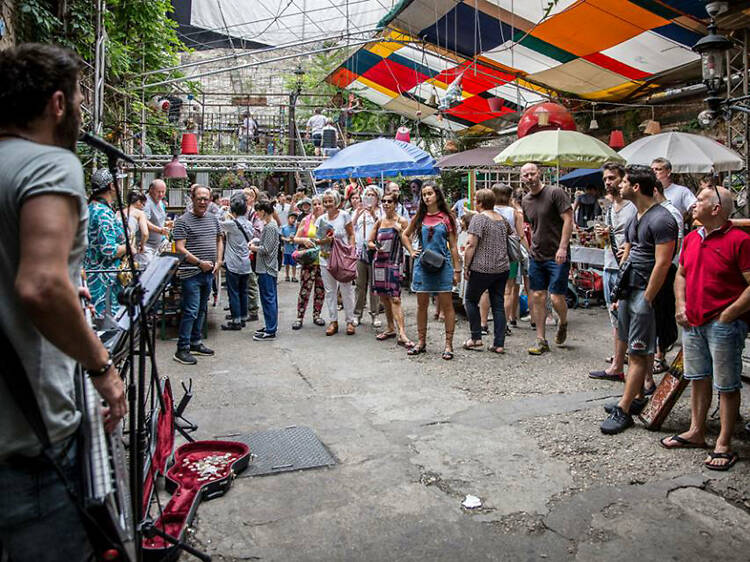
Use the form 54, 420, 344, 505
352, 186, 382, 327
315, 189, 357, 335
492, 183, 529, 328
123, 190, 151, 267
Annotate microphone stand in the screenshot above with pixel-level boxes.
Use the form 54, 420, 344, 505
82, 133, 208, 562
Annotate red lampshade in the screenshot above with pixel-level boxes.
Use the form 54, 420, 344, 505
395, 126, 410, 143
609, 130, 625, 149
517, 101, 576, 138
163, 155, 187, 179
180, 132, 198, 155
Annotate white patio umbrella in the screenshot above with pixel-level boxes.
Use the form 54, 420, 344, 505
619, 132, 743, 173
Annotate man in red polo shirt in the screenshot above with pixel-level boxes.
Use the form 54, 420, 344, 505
661, 186, 750, 471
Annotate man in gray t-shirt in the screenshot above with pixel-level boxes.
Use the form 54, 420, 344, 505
0, 43, 126, 559
145, 178, 169, 251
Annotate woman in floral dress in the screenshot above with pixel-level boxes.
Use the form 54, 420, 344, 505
83, 169, 129, 316
368, 192, 414, 347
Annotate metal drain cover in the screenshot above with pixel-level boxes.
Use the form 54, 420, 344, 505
221, 426, 336, 477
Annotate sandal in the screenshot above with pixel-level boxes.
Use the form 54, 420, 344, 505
397, 338, 414, 348
407, 344, 426, 356
442, 349, 454, 360
376, 331, 397, 341
292, 319, 303, 330
313, 317, 325, 326
704, 451, 738, 471
463, 339, 483, 351
659, 434, 708, 450
487, 346, 505, 354
653, 358, 669, 374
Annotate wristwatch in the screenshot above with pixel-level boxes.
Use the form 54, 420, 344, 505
86, 357, 113, 378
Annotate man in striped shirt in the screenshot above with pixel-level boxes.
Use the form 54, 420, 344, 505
173, 185, 223, 365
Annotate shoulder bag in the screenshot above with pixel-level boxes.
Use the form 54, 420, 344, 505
328, 238, 358, 283
498, 215, 521, 263
418, 226, 445, 273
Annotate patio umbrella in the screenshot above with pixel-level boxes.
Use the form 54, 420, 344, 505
313, 138, 439, 179
619, 131, 743, 173
493, 130, 625, 168
436, 146, 504, 169
559, 168, 603, 189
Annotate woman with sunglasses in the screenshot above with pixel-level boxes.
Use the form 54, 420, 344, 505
403, 181, 460, 359
368, 194, 414, 347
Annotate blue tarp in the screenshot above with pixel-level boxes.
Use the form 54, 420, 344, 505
313, 138, 439, 180
559, 168, 603, 188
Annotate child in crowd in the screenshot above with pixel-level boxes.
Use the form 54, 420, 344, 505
281, 212, 299, 282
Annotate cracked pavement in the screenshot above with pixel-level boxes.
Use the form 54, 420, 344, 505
157, 283, 750, 561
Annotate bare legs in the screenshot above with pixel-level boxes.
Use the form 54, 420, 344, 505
381, 295, 410, 343
414, 292, 454, 351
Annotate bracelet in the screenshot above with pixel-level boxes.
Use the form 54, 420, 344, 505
86, 357, 113, 378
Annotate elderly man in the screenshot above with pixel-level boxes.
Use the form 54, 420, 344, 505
145, 178, 169, 256
173, 185, 223, 365
520, 162, 574, 355
600, 166, 677, 434
661, 186, 750, 470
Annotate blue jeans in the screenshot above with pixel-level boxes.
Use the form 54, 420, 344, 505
602, 269, 618, 327
257, 273, 278, 334
0, 438, 91, 561
683, 318, 748, 392
225, 270, 249, 321
178, 272, 213, 350
464, 270, 509, 348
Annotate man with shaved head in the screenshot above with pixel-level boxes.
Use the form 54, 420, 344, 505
662, 186, 750, 471
145, 178, 169, 256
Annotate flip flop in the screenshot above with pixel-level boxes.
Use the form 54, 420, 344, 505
659, 434, 708, 450
704, 451, 739, 471
376, 331, 397, 341
407, 344, 426, 356
442, 350, 454, 360
487, 346, 505, 354
397, 338, 414, 348
463, 339, 483, 351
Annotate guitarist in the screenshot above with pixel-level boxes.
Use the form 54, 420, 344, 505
0, 44, 127, 560
662, 186, 750, 471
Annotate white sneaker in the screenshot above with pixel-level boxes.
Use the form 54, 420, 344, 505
352, 317, 360, 327
372, 316, 382, 328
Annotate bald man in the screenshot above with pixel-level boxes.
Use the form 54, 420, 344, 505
145, 178, 169, 254
663, 186, 750, 471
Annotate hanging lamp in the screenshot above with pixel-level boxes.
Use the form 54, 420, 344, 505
644, 107, 661, 135
589, 103, 598, 130
163, 154, 187, 179
609, 130, 625, 149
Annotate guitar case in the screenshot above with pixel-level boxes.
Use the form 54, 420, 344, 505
142, 440, 250, 561
639, 350, 688, 430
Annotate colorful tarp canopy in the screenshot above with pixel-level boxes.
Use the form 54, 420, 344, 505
313, 138, 438, 179
328, 1, 706, 134
494, 130, 625, 168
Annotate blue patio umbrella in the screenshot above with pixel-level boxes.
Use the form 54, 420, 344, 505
313, 138, 439, 180
559, 168, 603, 189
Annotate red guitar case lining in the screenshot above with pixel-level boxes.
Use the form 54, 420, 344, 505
142, 440, 250, 561
143, 378, 176, 514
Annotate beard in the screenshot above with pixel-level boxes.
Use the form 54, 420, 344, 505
54, 101, 81, 151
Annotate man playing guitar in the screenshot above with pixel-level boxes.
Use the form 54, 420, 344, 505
0, 43, 127, 561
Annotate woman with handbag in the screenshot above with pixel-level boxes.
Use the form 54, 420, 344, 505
352, 186, 381, 327
462, 189, 511, 353
403, 181, 460, 359
368, 193, 414, 348
316, 189, 357, 335
291, 196, 326, 329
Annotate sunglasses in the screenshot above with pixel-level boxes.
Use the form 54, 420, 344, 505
712, 184, 722, 208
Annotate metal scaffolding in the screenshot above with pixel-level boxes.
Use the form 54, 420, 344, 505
726, 28, 750, 217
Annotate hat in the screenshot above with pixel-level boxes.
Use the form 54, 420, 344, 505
297, 197, 312, 208
91, 168, 114, 191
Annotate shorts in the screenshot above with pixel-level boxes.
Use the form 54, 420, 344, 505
283, 253, 297, 266
683, 318, 747, 392
312, 132, 322, 147
528, 259, 570, 295
616, 289, 656, 356
602, 268, 618, 328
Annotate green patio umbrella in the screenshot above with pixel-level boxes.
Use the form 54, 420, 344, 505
493, 130, 625, 168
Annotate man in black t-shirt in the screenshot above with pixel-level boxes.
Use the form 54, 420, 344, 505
600, 165, 677, 435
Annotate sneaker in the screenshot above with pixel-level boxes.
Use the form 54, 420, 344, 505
313, 317, 326, 326
247, 313, 259, 322
528, 338, 550, 355
352, 317, 360, 327
285, 276, 290, 282
221, 321, 242, 331
604, 397, 648, 416
520, 315, 531, 322
509, 320, 518, 327
254, 327, 266, 336
292, 319, 303, 330
600, 406, 634, 434
481, 325, 490, 336
291, 277, 298, 283
253, 331, 276, 341
505, 325, 512, 336
190, 343, 214, 356
371, 315, 382, 329
555, 322, 568, 345
588, 370, 625, 382
173, 349, 197, 365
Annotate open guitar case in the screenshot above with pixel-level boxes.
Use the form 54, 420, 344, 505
141, 378, 251, 561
